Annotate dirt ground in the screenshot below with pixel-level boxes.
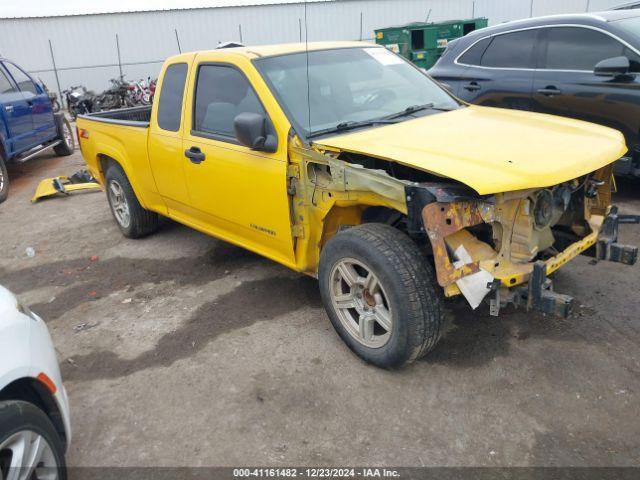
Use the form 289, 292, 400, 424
1, 146, 639, 467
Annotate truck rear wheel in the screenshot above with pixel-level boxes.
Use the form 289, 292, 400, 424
53, 115, 74, 156
105, 164, 159, 238
0, 156, 8, 204
319, 223, 445, 369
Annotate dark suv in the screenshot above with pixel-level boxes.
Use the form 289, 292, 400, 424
429, 10, 640, 176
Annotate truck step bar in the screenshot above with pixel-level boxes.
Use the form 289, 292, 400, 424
14, 140, 61, 164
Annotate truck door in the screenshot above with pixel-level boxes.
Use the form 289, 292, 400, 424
3, 61, 56, 146
181, 60, 295, 267
0, 63, 35, 155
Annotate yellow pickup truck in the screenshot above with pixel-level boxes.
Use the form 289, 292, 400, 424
77, 41, 637, 368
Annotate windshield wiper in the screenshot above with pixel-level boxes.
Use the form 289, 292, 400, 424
308, 119, 399, 139
386, 102, 457, 120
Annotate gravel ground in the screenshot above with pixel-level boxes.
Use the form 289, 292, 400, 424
1, 147, 639, 467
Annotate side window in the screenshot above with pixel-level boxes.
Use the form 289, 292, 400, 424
543, 27, 625, 71
481, 29, 538, 68
0, 67, 17, 94
3, 62, 38, 95
458, 37, 492, 65
157, 63, 187, 132
193, 65, 266, 138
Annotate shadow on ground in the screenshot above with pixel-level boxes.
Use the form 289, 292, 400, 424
0, 242, 268, 321
61, 275, 321, 382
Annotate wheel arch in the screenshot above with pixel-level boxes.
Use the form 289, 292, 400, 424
97, 152, 153, 210
0, 378, 67, 451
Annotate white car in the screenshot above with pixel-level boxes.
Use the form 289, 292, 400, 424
0, 285, 71, 480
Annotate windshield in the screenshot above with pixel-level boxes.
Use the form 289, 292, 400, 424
255, 47, 460, 138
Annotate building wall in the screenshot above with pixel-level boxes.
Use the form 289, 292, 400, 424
0, 0, 624, 95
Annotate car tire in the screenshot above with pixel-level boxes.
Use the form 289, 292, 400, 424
105, 163, 159, 238
53, 115, 74, 156
0, 400, 67, 480
319, 223, 445, 369
0, 155, 8, 204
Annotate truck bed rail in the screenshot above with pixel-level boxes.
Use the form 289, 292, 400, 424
78, 106, 151, 127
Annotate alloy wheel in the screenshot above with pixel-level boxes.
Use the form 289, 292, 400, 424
329, 258, 393, 348
108, 180, 131, 228
62, 123, 73, 149
0, 430, 59, 480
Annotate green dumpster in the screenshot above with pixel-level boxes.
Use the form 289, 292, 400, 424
375, 18, 489, 69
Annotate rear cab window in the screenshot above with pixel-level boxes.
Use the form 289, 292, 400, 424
157, 63, 188, 132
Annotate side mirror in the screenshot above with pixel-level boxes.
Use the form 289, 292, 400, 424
234, 112, 277, 153
594, 56, 630, 77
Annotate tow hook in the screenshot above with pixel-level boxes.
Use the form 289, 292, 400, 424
486, 263, 573, 318
596, 207, 638, 265
526, 261, 573, 318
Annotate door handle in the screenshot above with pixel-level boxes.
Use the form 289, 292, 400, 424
4, 105, 13, 113
463, 81, 481, 92
537, 86, 562, 97
184, 146, 206, 164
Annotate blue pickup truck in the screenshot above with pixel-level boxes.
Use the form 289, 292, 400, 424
0, 58, 74, 203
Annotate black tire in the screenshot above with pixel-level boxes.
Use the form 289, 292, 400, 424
0, 155, 8, 204
319, 223, 445, 368
105, 163, 159, 238
0, 400, 67, 480
53, 115, 74, 156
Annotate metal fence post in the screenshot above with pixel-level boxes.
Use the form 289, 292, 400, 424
530, 0, 534, 17
585, 0, 591, 12
359, 12, 363, 41
472, 1, 476, 18
239, 24, 243, 43
299, 18, 303, 42
175, 29, 182, 53
47, 39, 63, 108
115, 33, 123, 78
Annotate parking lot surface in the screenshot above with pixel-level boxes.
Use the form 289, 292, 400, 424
1, 148, 639, 467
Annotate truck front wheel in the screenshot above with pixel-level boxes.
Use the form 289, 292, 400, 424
319, 223, 445, 368
0, 156, 8, 204
105, 164, 159, 238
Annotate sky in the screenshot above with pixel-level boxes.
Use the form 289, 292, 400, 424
0, 0, 322, 18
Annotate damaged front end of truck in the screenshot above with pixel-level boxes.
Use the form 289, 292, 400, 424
406, 167, 637, 317
292, 143, 638, 318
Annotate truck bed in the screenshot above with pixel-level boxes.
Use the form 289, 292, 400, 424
78, 106, 151, 127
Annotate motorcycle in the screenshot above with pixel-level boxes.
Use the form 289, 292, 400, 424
63, 85, 95, 119
95, 76, 135, 111
149, 77, 157, 103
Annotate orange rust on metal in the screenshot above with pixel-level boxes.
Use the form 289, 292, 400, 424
423, 201, 485, 287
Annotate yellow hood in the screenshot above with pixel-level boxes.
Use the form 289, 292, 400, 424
315, 105, 627, 195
